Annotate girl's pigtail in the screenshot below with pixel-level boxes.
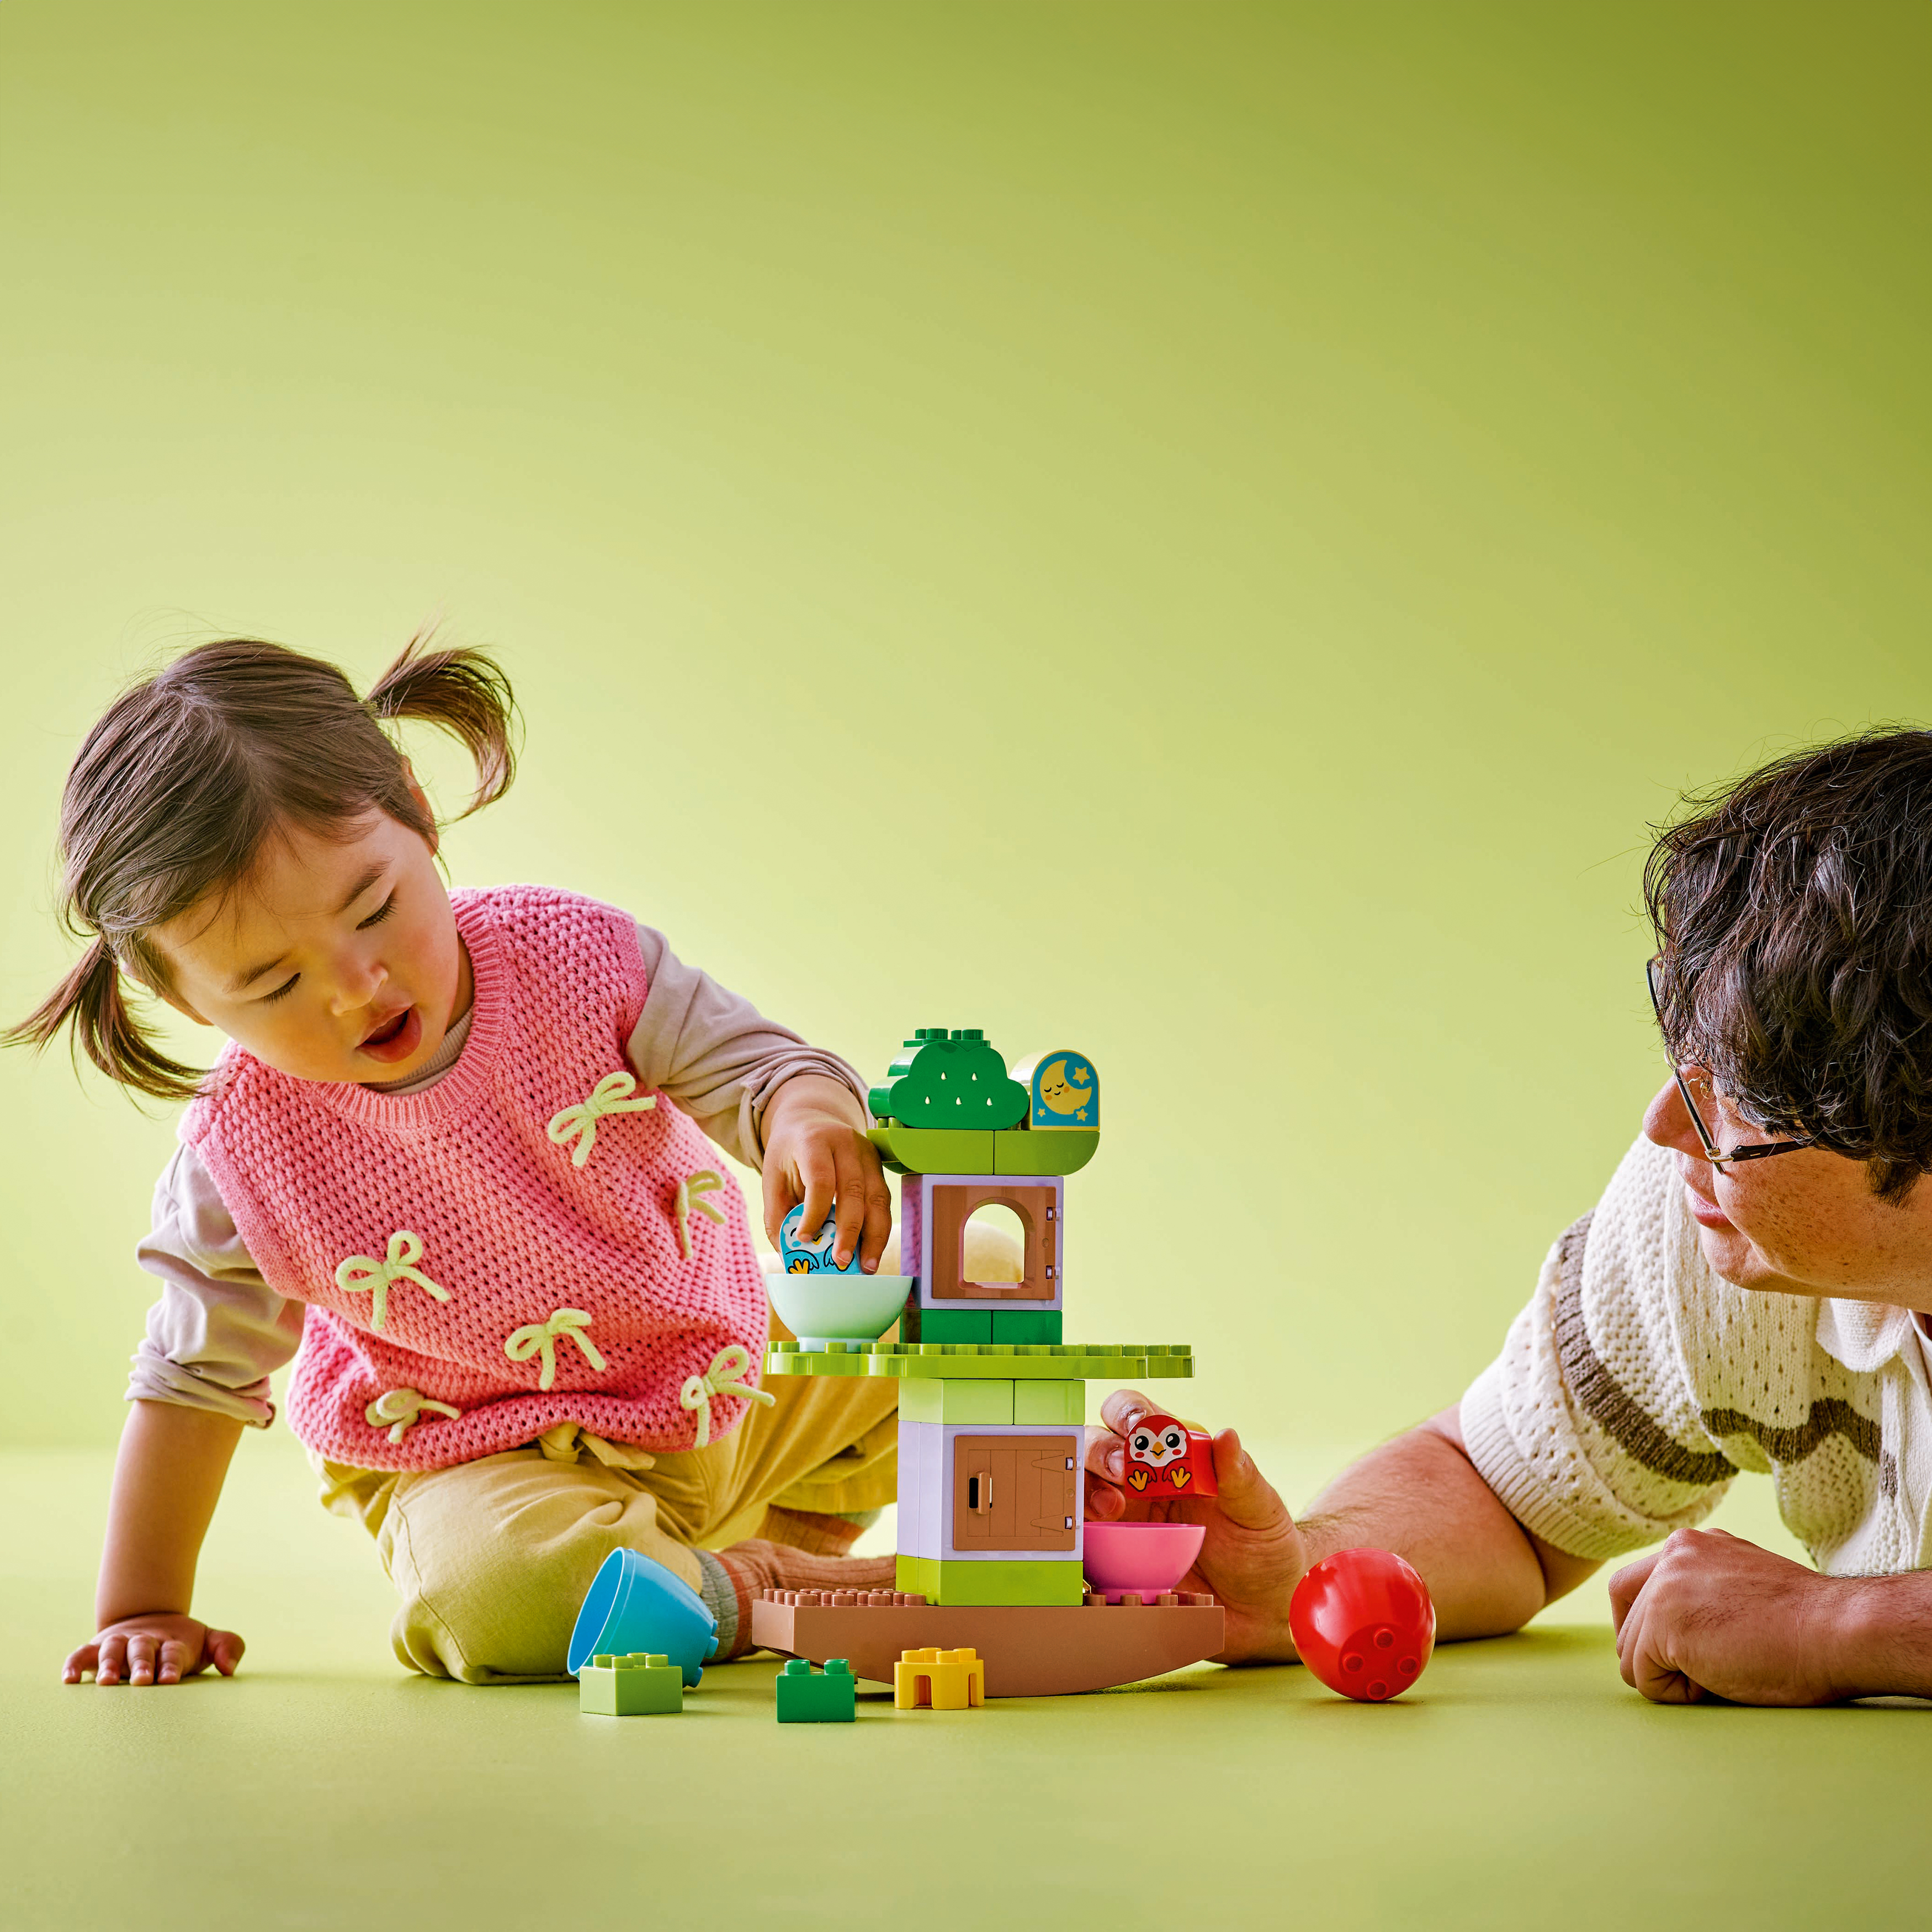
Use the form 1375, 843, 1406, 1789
4, 937, 203, 1102
365, 629, 519, 820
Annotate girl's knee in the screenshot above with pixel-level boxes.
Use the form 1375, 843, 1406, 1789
382, 1487, 585, 1681
379, 1471, 703, 1682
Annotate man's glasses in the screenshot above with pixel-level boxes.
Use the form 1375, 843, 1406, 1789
1647, 958, 1817, 1170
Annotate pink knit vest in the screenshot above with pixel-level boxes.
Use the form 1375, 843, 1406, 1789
183, 886, 768, 1471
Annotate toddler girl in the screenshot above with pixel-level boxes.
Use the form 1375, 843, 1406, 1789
16, 634, 901, 1686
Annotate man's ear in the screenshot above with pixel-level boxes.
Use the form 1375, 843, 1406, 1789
401, 758, 439, 857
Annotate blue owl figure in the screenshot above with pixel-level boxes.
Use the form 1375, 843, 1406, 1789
777, 1201, 863, 1275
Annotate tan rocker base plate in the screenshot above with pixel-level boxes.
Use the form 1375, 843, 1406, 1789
750, 1588, 1224, 1697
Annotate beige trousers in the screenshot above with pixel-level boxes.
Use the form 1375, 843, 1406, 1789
315, 1373, 899, 1683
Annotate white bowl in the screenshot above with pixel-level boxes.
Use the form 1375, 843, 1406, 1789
766, 1270, 912, 1347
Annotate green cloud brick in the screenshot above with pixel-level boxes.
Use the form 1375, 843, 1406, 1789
869, 1027, 1029, 1131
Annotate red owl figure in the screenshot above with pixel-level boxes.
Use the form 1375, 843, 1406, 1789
1122, 1413, 1218, 1499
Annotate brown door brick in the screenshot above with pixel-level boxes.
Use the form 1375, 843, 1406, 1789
952, 1435, 1078, 1551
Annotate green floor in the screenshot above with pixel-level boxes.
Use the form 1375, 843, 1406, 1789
4, 1439, 1927, 1931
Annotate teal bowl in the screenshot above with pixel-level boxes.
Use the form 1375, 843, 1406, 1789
766, 1270, 911, 1347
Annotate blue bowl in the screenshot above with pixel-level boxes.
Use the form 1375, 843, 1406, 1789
568, 1547, 717, 1686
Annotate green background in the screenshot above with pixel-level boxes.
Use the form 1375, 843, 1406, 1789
3, 1, 1928, 1488
7, 8, 1932, 1929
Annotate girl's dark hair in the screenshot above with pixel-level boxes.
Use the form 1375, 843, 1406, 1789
1645, 727, 1932, 1201
7, 631, 518, 1101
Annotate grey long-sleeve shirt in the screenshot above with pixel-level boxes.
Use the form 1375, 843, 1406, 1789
130, 923, 866, 1426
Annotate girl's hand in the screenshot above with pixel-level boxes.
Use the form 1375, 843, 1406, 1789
65, 1612, 245, 1686
761, 1074, 894, 1272
1084, 1388, 1305, 1664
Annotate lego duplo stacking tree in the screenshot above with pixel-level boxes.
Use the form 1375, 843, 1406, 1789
756, 1028, 1224, 1696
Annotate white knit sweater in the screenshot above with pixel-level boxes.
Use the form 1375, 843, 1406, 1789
1461, 1137, 1932, 1575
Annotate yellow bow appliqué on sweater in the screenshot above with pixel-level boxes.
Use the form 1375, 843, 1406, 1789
334, 1232, 451, 1333
546, 1071, 657, 1169
674, 1170, 726, 1260
505, 1308, 608, 1390
365, 1388, 463, 1444
678, 1343, 776, 1450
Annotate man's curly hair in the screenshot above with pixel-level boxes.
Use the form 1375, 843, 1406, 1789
1645, 727, 1932, 1203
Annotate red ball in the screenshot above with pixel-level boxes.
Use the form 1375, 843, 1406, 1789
1288, 1548, 1435, 1702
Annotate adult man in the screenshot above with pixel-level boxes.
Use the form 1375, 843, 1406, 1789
1090, 729, 1932, 1704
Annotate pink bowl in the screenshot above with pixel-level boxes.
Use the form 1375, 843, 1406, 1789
1082, 1520, 1206, 1601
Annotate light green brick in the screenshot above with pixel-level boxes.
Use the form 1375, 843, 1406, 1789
766, 1341, 1195, 1381
1012, 1379, 1084, 1425
895, 1556, 1086, 1606
867, 1126, 999, 1175
898, 1378, 1016, 1424
578, 1652, 683, 1716
991, 1129, 1099, 1175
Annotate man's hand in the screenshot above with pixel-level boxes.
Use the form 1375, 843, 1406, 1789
65, 1612, 244, 1687
1609, 1527, 1854, 1705
1084, 1388, 1305, 1664
761, 1074, 893, 1272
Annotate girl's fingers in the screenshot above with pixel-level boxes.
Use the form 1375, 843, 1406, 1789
794, 1150, 837, 1251
854, 1147, 893, 1274
831, 1144, 868, 1270
95, 1635, 126, 1687
157, 1638, 194, 1685
62, 1642, 99, 1684
770, 1119, 896, 1270
764, 1171, 804, 1248
828, 1136, 894, 1272
208, 1629, 246, 1676
125, 1633, 158, 1686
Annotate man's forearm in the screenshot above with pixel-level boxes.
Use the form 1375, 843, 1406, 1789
1827, 1571, 1932, 1700
1297, 1408, 1599, 1641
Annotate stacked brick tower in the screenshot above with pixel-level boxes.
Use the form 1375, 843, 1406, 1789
755, 1028, 1223, 1695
